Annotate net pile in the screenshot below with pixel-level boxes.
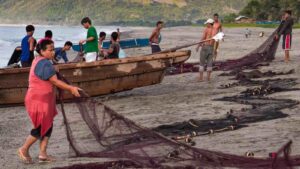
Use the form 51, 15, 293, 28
56, 91, 300, 168
55, 23, 300, 168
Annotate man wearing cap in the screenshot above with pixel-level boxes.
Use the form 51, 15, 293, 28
196, 18, 215, 81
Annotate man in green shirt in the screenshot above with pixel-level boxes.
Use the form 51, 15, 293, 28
79, 17, 98, 62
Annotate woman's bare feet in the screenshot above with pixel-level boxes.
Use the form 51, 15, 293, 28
38, 153, 56, 163
17, 148, 33, 164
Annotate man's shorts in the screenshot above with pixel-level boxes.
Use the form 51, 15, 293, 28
282, 34, 292, 50
85, 52, 98, 62
199, 45, 214, 72
151, 44, 161, 54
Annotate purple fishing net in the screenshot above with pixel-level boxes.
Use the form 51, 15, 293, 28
56, 89, 300, 168
55, 24, 300, 168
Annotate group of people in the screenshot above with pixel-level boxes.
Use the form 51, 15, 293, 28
194, 10, 293, 82
196, 13, 223, 81
17, 10, 294, 164
19, 26, 74, 67
19, 17, 122, 68
79, 17, 121, 62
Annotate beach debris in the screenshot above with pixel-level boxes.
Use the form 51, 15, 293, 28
245, 151, 255, 157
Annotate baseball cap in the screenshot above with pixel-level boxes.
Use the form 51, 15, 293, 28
204, 18, 214, 24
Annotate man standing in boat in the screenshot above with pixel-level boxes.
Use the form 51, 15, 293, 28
149, 21, 163, 54
196, 18, 215, 82
212, 13, 223, 61
79, 17, 99, 62
275, 10, 294, 63
20, 25, 36, 67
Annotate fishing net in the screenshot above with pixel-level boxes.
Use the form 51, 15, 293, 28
153, 97, 297, 138
55, 87, 300, 168
213, 25, 282, 71
55, 23, 300, 168
219, 69, 295, 80
154, 84, 299, 142
167, 22, 284, 75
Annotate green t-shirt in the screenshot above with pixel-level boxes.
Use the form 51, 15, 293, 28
85, 26, 98, 53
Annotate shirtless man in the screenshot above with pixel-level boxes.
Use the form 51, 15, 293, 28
196, 19, 215, 81
149, 21, 163, 53
212, 13, 223, 60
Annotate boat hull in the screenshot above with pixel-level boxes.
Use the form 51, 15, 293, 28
0, 50, 191, 106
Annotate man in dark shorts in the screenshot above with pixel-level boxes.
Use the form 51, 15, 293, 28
149, 21, 163, 54
275, 10, 294, 63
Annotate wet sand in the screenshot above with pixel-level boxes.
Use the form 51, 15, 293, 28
1, 26, 300, 169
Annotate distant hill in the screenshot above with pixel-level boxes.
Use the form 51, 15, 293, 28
0, 0, 250, 26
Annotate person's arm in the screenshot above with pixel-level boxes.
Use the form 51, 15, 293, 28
29, 37, 35, 51
62, 52, 69, 63
79, 37, 95, 44
278, 19, 292, 35
49, 74, 81, 97
219, 24, 223, 32
107, 44, 114, 54
117, 28, 121, 40
196, 29, 207, 51
80, 27, 96, 44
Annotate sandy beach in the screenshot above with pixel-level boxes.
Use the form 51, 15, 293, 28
1, 26, 300, 169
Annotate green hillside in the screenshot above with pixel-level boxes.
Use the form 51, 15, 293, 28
0, 0, 250, 26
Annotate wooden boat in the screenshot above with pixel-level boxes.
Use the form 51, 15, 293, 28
0, 50, 191, 106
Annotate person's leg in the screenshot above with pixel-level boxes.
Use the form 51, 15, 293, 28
18, 126, 41, 163
199, 46, 207, 81
285, 50, 290, 62
284, 34, 291, 62
151, 45, 155, 54
213, 41, 219, 61
19, 135, 38, 158
39, 126, 54, 162
151, 45, 161, 54
157, 45, 161, 52
21, 61, 30, 67
206, 46, 214, 81
39, 137, 49, 158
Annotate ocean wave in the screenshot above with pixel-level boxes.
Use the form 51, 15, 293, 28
0, 39, 12, 47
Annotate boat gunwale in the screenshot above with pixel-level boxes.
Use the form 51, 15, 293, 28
0, 50, 191, 74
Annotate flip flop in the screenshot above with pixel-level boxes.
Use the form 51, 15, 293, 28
38, 155, 56, 163
17, 148, 33, 164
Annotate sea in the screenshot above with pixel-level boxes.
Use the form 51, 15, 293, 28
0, 25, 129, 68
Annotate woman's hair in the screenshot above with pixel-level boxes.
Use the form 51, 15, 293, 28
36, 39, 54, 55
